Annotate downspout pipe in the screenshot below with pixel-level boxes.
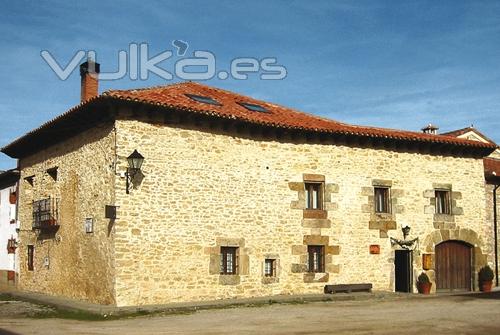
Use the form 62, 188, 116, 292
494, 184, 499, 287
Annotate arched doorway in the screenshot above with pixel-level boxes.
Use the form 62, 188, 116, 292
435, 240, 472, 292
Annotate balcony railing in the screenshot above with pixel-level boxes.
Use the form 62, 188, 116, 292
32, 197, 59, 233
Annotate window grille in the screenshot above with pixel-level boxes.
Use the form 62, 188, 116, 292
305, 182, 323, 210
32, 197, 59, 229
374, 187, 391, 213
435, 190, 451, 214
220, 247, 238, 275
308, 245, 325, 273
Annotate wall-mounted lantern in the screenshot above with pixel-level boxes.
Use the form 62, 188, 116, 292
126, 149, 144, 194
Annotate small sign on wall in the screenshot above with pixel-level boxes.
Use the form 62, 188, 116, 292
84, 218, 94, 233
422, 253, 432, 270
369, 245, 380, 254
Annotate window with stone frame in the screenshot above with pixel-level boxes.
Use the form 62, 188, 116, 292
374, 187, 391, 213
220, 246, 238, 275
435, 189, 451, 214
264, 258, 277, 277
305, 182, 324, 210
27, 245, 34, 271
307, 245, 325, 273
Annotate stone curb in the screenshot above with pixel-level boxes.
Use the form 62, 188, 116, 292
0, 290, 432, 316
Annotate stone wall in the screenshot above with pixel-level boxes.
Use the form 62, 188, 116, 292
17, 123, 116, 304
112, 113, 492, 306
485, 183, 500, 282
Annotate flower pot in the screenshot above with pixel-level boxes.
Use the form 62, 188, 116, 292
42, 218, 57, 226
9, 192, 16, 204
480, 280, 493, 292
417, 282, 432, 294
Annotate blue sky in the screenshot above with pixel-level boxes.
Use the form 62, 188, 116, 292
0, 1, 499, 169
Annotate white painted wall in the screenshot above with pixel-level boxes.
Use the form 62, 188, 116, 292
0, 185, 18, 273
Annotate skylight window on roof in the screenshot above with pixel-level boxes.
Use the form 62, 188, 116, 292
185, 94, 221, 106
238, 102, 269, 113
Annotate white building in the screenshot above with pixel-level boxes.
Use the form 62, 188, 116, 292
0, 169, 19, 287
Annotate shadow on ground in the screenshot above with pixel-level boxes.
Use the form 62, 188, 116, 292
0, 328, 22, 335
453, 291, 500, 300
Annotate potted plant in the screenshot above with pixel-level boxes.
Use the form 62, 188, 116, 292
478, 265, 494, 292
417, 272, 432, 294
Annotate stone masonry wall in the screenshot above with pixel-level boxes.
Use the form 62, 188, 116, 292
113, 114, 492, 306
486, 183, 500, 282
17, 123, 116, 304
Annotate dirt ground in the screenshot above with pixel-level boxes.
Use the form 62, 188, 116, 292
1, 293, 499, 335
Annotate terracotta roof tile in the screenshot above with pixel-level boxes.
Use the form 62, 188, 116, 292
104, 82, 495, 149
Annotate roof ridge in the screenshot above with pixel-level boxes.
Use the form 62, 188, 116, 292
103, 81, 190, 95
441, 126, 475, 135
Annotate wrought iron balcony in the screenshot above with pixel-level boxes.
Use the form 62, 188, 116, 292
32, 197, 59, 233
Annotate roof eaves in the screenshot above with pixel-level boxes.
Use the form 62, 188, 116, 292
1, 95, 114, 157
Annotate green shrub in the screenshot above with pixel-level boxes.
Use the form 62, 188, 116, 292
478, 265, 494, 282
417, 272, 430, 284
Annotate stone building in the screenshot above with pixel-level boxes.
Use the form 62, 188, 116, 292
0, 169, 19, 288
1, 61, 497, 306
442, 127, 500, 285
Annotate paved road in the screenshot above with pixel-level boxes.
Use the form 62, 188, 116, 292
1, 293, 500, 334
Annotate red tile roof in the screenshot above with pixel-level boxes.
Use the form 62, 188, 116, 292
2, 81, 497, 158
104, 82, 495, 149
441, 127, 497, 145
441, 127, 475, 137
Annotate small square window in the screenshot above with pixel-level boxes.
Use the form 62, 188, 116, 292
27, 245, 34, 271
307, 245, 325, 273
435, 190, 451, 214
220, 247, 238, 275
374, 187, 391, 213
264, 259, 277, 277
305, 182, 323, 210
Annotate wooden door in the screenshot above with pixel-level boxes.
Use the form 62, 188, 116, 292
435, 241, 472, 291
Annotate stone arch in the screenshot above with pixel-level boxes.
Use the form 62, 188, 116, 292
421, 228, 488, 292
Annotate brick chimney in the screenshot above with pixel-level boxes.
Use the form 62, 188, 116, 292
421, 123, 439, 135
79, 59, 100, 102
